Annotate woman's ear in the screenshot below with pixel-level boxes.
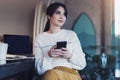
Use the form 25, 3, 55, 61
48, 16, 50, 20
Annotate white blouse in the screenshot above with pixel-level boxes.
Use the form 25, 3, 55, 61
33, 29, 86, 75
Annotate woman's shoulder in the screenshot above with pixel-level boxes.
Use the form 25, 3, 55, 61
35, 32, 47, 40
36, 32, 45, 37
62, 29, 76, 35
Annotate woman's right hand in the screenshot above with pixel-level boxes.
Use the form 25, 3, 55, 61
48, 45, 62, 58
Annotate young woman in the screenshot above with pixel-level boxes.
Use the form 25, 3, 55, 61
33, 2, 86, 80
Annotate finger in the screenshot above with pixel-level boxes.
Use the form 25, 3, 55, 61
51, 45, 57, 49
54, 49, 62, 51
52, 51, 61, 55
60, 53, 67, 56
60, 50, 68, 54
51, 53, 61, 58
52, 54, 59, 57
61, 48, 67, 51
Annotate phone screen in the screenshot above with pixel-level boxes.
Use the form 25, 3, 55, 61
56, 41, 67, 49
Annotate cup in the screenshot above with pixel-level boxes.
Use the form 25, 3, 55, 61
0, 43, 8, 65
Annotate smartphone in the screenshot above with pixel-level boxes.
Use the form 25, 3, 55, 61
56, 41, 67, 49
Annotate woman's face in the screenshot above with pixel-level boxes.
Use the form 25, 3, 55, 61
49, 6, 66, 27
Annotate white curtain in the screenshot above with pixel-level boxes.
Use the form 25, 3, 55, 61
33, 0, 51, 41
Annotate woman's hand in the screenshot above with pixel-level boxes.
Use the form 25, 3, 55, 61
60, 48, 72, 59
48, 46, 72, 59
48, 45, 62, 58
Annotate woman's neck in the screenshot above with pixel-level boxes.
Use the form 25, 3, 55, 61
47, 26, 61, 33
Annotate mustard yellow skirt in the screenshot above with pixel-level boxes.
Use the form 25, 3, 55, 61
42, 66, 82, 80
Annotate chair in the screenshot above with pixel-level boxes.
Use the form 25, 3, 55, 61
3, 34, 32, 55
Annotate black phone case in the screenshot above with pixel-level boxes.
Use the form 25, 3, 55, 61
56, 41, 67, 49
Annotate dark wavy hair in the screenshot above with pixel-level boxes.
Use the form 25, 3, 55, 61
44, 2, 68, 32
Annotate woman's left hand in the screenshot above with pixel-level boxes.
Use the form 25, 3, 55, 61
60, 48, 72, 59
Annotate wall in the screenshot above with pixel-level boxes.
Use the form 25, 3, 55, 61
64, 0, 101, 47
0, 0, 40, 38
0, 0, 102, 39
64, 0, 114, 54
0, 0, 114, 54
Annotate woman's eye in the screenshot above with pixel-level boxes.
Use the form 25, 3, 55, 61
55, 11, 61, 14
54, 11, 66, 17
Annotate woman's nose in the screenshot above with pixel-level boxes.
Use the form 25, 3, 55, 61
60, 14, 65, 19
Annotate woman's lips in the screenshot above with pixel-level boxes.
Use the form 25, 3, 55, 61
58, 20, 64, 23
